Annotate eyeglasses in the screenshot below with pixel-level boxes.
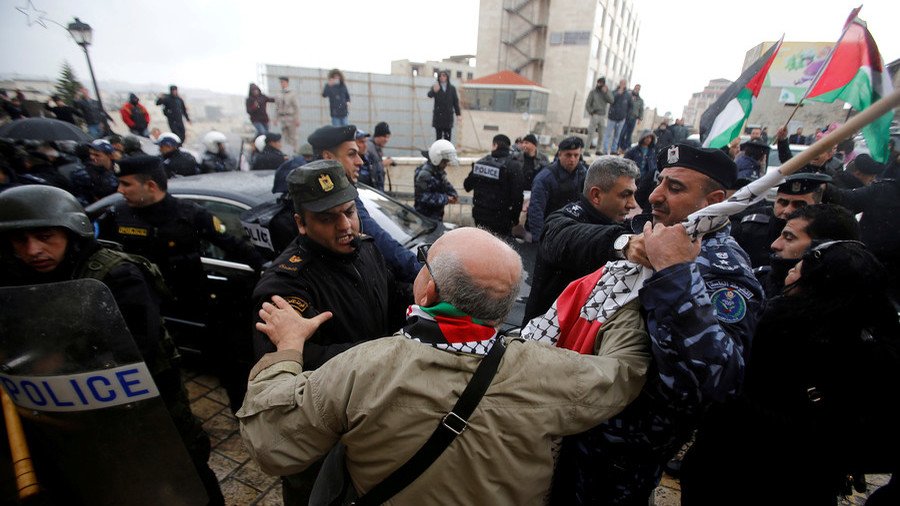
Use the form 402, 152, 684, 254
417, 243, 439, 295
809, 240, 866, 259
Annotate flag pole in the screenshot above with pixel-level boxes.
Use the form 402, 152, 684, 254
778, 86, 899, 177
781, 6, 862, 129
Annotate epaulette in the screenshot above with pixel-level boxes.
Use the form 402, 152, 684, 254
563, 202, 584, 218
740, 213, 771, 225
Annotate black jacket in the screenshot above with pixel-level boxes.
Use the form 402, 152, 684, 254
825, 180, 900, 293
162, 149, 199, 177
681, 295, 900, 505
251, 145, 288, 172
523, 196, 628, 323
156, 94, 190, 123
251, 235, 412, 369
427, 81, 461, 130
729, 205, 782, 268
464, 147, 525, 234
97, 195, 262, 315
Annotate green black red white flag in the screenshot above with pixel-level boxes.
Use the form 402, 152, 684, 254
804, 7, 895, 163
700, 36, 784, 149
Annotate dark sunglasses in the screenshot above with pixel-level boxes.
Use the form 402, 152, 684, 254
417, 243, 440, 295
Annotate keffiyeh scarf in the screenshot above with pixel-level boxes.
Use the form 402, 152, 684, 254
523, 166, 785, 350
403, 302, 498, 356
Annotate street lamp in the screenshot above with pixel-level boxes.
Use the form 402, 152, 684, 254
67, 17, 108, 132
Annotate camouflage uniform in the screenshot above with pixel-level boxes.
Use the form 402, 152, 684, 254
550, 227, 764, 505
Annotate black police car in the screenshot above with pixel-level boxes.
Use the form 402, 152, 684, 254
85, 170, 448, 358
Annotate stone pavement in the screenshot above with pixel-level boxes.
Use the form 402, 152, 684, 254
185, 366, 889, 506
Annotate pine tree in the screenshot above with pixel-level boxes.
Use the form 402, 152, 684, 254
54, 61, 84, 105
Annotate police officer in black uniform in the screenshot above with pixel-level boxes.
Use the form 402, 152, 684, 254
250, 160, 411, 504
95, 155, 263, 412
0, 185, 225, 505
463, 134, 524, 236
522, 156, 639, 324
730, 173, 831, 268
96, 155, 262, 316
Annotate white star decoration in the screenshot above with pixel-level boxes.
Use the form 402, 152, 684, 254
16, 0, 49, 28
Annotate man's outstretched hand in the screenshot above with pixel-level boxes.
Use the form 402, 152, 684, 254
257, 295, 333, 352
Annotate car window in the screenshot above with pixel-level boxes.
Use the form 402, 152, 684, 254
358, 188, 433, 244
182, 197, 251, 260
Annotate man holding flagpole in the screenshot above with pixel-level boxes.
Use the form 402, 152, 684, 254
530, 144, 764, 504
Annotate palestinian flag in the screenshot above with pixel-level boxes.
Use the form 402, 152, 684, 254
805, 9, 895, 163
700, 36, 783, 149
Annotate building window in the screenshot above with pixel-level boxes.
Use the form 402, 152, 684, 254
467, 72, 473, 80
550, 31, 591, 45
462, 89, 548, 114
591, 36, 601, 59
457, 71, 463, 79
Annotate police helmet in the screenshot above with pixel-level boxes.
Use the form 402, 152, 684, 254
0, 185, 93, 237
428, 139, 459, 166
203, 131, 228, 152
254, 135, 267, 153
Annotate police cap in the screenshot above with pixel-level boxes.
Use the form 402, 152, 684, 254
308, 125, 357, 154
523, 134, 538, 146
117, 154, 165, 178
558, 136, 584, 151
265, 132, 282, 144
288, 159, 358, 213
776, 173, 831, 195
658, 143, 737, 189
739, 137, 769, 155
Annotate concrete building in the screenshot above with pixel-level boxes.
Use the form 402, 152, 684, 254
460, 70, 550, 150
475, 0, 639, 135
682, 78, 732, 131
391, 55, 476, 83
741, 41, 847, 134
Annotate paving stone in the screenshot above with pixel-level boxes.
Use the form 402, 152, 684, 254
208, 450, 241, 482
253, 484, 284, 506
219, 477, 265, 505
216, 433, 250, 464
204, 386, 231, 406
184, 380, 211, 401
651, 484, 681, 506
193, 373, 221, 389
234, 459, 279, 493
866, 474, 890, 487
204, 412, 240, 444
191, 396, 227, 421
659, 474, 681, 491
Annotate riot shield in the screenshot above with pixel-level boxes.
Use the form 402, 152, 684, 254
0, 279, 208, 506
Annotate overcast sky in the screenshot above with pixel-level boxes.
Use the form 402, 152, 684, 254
1, 0, 898, 117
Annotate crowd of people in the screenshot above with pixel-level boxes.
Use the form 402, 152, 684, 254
2, 70, 900, 506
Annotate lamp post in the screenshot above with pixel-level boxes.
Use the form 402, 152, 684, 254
66, 17, 109, 133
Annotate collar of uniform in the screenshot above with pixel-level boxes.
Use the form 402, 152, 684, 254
575, 194, 616, 225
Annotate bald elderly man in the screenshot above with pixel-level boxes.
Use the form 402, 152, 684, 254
238, 228, 650, 505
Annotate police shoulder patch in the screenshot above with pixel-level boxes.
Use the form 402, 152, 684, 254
283, 296, 309, 314
710, 285, 748, 324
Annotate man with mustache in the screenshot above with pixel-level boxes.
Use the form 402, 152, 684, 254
548, 143, 764, 505
249, 159, 412, 504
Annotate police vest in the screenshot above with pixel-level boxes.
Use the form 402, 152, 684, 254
546, 165, 584, 217
470, 155, 509, 214
109, 201, 205, 302
73, 246, 180, 375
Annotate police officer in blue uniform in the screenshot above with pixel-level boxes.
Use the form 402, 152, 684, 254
463, 134, 524, 236
550, 144, 764, 505
730, 173, 830, 268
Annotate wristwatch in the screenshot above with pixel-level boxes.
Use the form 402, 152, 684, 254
613, 234, 633, 259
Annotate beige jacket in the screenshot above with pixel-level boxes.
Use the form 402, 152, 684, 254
275, 88, 299, 120
238, 302, 648, 505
